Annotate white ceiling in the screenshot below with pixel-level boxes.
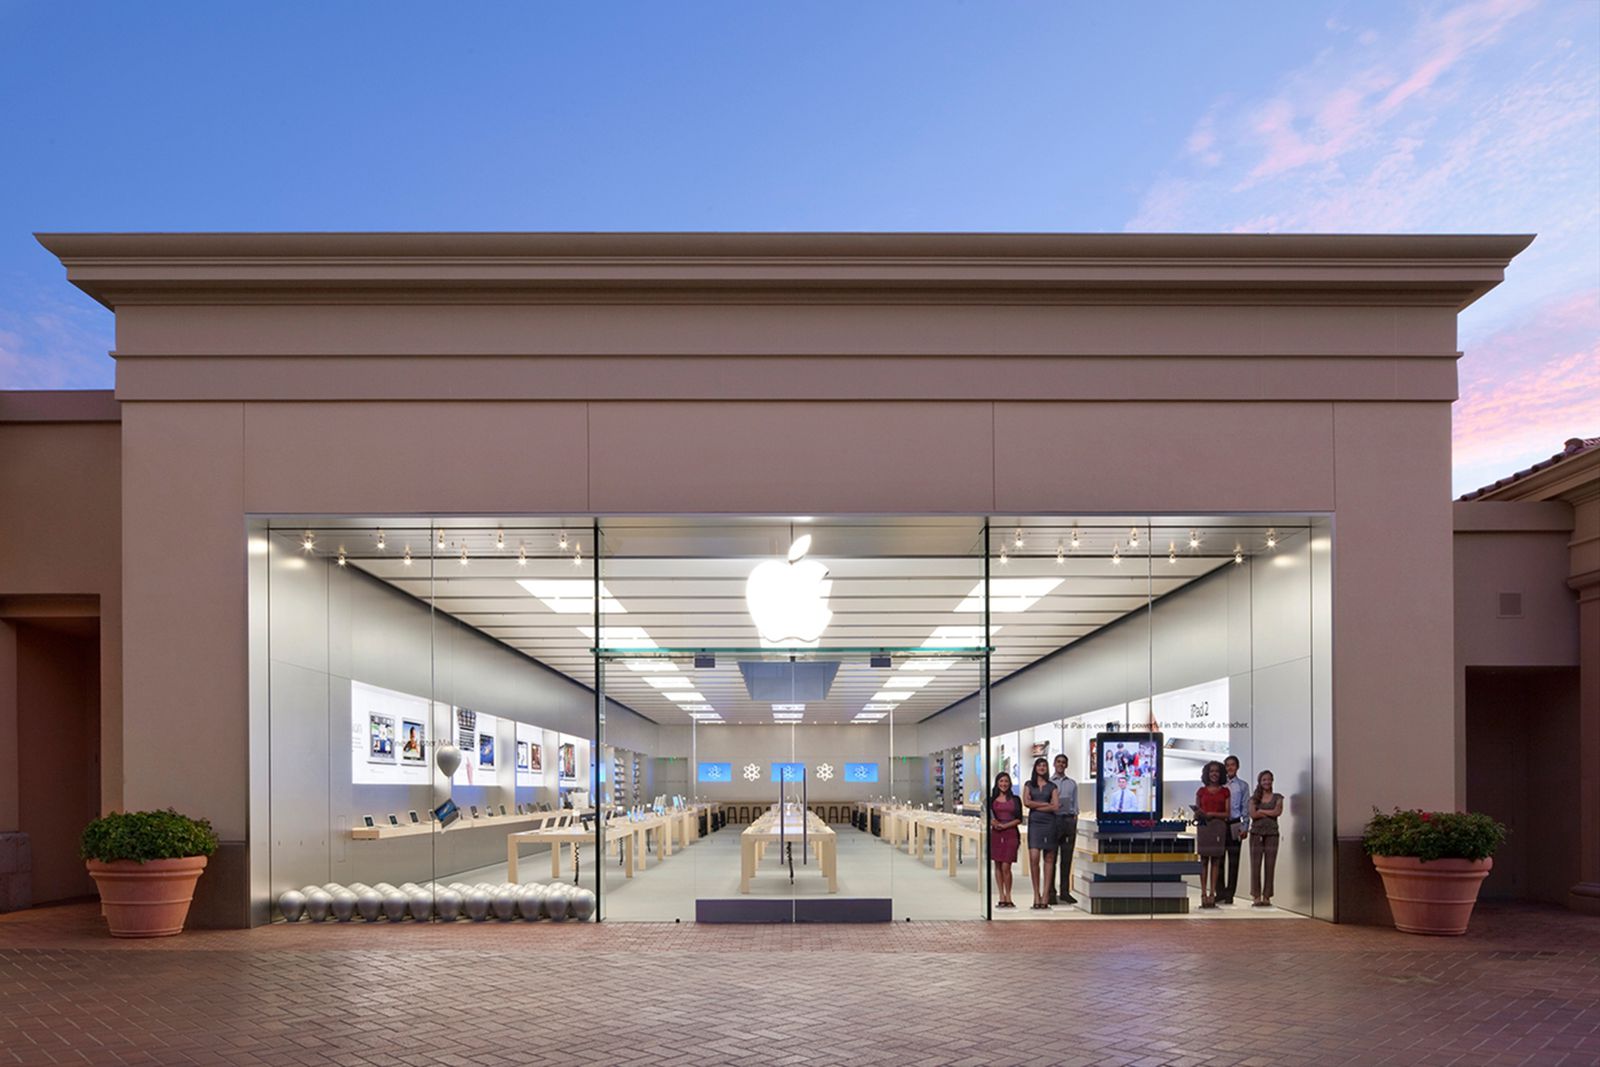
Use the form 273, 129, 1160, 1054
276, 517, 1301, 725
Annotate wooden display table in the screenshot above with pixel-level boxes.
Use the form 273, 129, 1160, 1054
507, 814, 672, 882
740, 806, 838, 894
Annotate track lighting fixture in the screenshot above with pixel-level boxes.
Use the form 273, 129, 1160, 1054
436, 529, 445, 550
1129, 526, 1139, 548
1189, 529, 1200, 549
559, 530, 569, 551
301, 531, 315, 553
1056, 541, 1065, 565
1266, 528, 1278, 550
1013, 528, 1024, 548
517, 544, 528, 566
496, 528, 505, 550
337, 547, 347, 567
1168, 542, 1176, 564
375, 529, 385, 551
998, 544, 1009, 566
402, 545, 413, 567
1070, 527, 1080, 550
459, 545, 469, 567
1234, 545, 1244, 565
1112, 545, 1122, 567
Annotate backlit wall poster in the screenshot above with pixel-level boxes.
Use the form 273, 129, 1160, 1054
1151, 678, 1231, 775
451, 708, 500, 786
844, 762, 878, 783
514, 722, 544, 786
770, 762, 805, 782
400, 719, 426, 764
559, 742, 577, 781
350, 681, 432, 786
368, 713, 396, 764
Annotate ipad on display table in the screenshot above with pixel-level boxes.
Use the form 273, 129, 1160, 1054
433, 798, 461, 828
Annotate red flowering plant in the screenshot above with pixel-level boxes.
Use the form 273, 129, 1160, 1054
1362, 807, 1505, 862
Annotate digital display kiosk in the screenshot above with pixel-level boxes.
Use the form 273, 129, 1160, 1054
1095, 731, 1163, 821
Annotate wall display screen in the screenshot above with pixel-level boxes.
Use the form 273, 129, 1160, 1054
1096, 732, 1163, 820
843, 762, 879, 783
769, 762, 805, 782
697, 762, 733, 783
351, 681, 433, 786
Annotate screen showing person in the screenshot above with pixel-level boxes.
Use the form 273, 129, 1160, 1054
1095, 732, 1162, 818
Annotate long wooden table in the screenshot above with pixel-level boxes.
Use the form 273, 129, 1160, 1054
508, 813, 674, 882
740, 806, 838, 893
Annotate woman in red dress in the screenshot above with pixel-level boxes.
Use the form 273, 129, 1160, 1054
989, 771, 1023, 908
1194, 760, 1232, 908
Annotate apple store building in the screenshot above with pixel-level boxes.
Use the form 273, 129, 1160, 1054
4, 231, 1531, 927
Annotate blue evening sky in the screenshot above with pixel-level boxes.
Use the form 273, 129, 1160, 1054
1, 1, 1595, 495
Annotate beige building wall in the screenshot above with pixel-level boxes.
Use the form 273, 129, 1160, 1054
33, 232, 1531, 925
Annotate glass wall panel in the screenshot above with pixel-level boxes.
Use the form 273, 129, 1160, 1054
264, 519, 599, 924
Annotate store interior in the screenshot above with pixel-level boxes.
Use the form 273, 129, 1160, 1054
255, 516, 1327, 923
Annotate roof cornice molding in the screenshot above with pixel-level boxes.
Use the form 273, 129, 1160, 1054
36, 231, 1534, 311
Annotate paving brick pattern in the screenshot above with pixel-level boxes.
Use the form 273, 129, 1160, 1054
4, 902, 1600, 1066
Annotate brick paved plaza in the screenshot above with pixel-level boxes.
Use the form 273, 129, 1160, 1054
4, 903, 1600, 1066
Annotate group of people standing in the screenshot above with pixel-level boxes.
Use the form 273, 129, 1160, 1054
988, 754, 1078, 909
987, 751, 1284, 911
1194, 755, 1282, 908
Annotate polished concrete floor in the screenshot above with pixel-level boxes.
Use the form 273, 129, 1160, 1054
4, 899, 1599, 1066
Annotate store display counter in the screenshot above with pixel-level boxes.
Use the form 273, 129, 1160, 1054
740, 807, 837, 893
350, 808, 586, 841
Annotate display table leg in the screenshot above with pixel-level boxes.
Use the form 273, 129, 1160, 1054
508, 838, 519, 884
550, 841, 562, 880
825, 841, 838, 892
740, 837, 755, 893
624, 833, 634, 878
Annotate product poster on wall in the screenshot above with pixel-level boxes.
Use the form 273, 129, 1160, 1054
529, 742, 542, 771
456, 708, 477, 752
351, 681, 433, 786
559, 742, 576, 780
515, 740, 529, 771
368, 713, 396, 763
400, 719, 425, 763
478, 732, 496, 769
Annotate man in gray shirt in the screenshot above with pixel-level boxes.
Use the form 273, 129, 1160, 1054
1049, 753, 1079, 905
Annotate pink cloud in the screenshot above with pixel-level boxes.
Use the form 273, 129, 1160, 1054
1454, 288, 1600, 477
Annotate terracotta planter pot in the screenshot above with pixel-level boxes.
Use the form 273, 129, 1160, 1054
1372, 855, 1492, 936
85, 856, 208, 938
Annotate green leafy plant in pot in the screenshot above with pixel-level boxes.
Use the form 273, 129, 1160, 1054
1362, 807, 1506, 936
80, 809, 218, 938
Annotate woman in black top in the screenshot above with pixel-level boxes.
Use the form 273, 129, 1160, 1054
1022, 757, 1059, 909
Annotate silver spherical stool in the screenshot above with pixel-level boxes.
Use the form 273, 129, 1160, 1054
304, 889, 334, 922
277, 889, 307, 923
435, 888, 464, 921
408, 891, 434, 922
381, 889, 409, 922
355, 888, 383, 922
491, 886, 519, 921
516, 884, 544, 920
463, 888, 491, 921
568, 887, 596, 922
330, 890, 358, 922
544, 883, 572, 921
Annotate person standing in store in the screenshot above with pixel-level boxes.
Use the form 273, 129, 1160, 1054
1049, 753, 1079, 906
1022, 757, 1059, 910
1221, 754, 1250, 905
988, 771, 1022, 909
1194, 760, 1232, 908
1249, 770, 1284, 907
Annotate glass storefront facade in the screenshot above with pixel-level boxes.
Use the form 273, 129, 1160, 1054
256, 514, 1330, 924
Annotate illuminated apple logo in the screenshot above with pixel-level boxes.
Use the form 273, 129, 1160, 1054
746, 535, 833, 645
